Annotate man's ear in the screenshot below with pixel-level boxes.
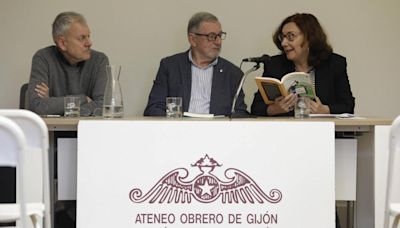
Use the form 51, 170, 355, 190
56, 36, 67, 51
188, 33, 197, 47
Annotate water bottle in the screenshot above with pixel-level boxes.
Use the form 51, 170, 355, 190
294, 96, 310, 118
103, 65, 124, 118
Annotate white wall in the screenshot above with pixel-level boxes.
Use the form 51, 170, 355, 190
0, 0, 399, 118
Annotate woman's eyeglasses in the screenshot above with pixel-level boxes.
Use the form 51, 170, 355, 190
278, 32, 301, 42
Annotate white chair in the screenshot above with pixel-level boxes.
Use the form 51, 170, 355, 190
384, 115, 400, 228
0, 115, 28, 228
0, 110, 51, 228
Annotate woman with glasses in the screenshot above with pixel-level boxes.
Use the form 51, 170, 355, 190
251, 13, 355, 116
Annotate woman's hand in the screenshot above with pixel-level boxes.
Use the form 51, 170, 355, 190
267, 93, 297, 116
310, 97, 330, 114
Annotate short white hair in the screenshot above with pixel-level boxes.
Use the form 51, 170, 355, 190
52, 12, 87, 43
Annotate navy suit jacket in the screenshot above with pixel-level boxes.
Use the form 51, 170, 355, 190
144, 51, 247, 116
251, 53, 355, 116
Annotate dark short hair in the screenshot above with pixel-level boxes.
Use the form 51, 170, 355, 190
187, 12, 219, 34
273, 13, 332, 67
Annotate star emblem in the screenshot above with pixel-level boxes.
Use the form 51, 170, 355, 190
198, 179, 215, 197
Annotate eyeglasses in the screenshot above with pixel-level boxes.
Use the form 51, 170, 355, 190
193, 32, 227, 41
278, 32, 301, 42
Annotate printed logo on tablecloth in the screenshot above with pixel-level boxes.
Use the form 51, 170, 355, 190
129, 154, 282, 204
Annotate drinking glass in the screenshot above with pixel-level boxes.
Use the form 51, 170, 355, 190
166, 97, 182, 118
64, 96, 80, 117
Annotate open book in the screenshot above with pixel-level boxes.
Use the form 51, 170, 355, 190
255, 72, 315, 104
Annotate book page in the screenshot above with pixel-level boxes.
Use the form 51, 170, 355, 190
281, 72, 315, 98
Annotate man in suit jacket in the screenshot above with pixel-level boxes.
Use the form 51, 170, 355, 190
144, 12, 247, 116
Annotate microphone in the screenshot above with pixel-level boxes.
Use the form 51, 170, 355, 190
229, 54, 271, 118
230, 54, 270, 118
230, 65, 261, 118
242, 54, 270, 63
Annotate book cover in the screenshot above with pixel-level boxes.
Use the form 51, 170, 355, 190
255, 72, 315, 104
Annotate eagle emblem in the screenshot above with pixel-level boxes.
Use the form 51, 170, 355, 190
129, 155, 282, 204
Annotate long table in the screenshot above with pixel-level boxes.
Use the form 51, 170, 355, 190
44, 116, 392, 228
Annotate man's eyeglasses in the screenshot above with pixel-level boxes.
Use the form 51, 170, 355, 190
278, 32, 301, 42
193, 32, 227, 41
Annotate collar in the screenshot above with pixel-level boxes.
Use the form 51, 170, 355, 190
55, 46, 84, 67
188, 49, 218, 69
295, 66, 315, 73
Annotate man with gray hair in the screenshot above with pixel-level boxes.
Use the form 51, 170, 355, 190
144, 12, 247, 116
28, 11, 109, 116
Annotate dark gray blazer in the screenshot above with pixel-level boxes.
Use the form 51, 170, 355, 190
144, 51, 247, 116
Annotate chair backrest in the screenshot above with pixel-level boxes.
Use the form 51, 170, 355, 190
19, 83, 29, 110
384, 115, 400, 227
0, 109, 50, 228
0, 115, 28, 228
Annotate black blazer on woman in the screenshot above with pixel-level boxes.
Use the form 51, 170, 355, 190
251, 53, 355, 116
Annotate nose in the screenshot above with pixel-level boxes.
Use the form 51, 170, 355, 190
85, 38, 92, 47
281, 38, 288, 48
214, 36, 222, 45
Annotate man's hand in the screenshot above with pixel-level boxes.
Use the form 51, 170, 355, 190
35, 82, 49, 98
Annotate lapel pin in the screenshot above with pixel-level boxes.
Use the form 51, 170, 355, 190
219, 69, 223, 73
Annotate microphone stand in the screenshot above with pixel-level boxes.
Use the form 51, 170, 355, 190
230, 63, 260, 119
